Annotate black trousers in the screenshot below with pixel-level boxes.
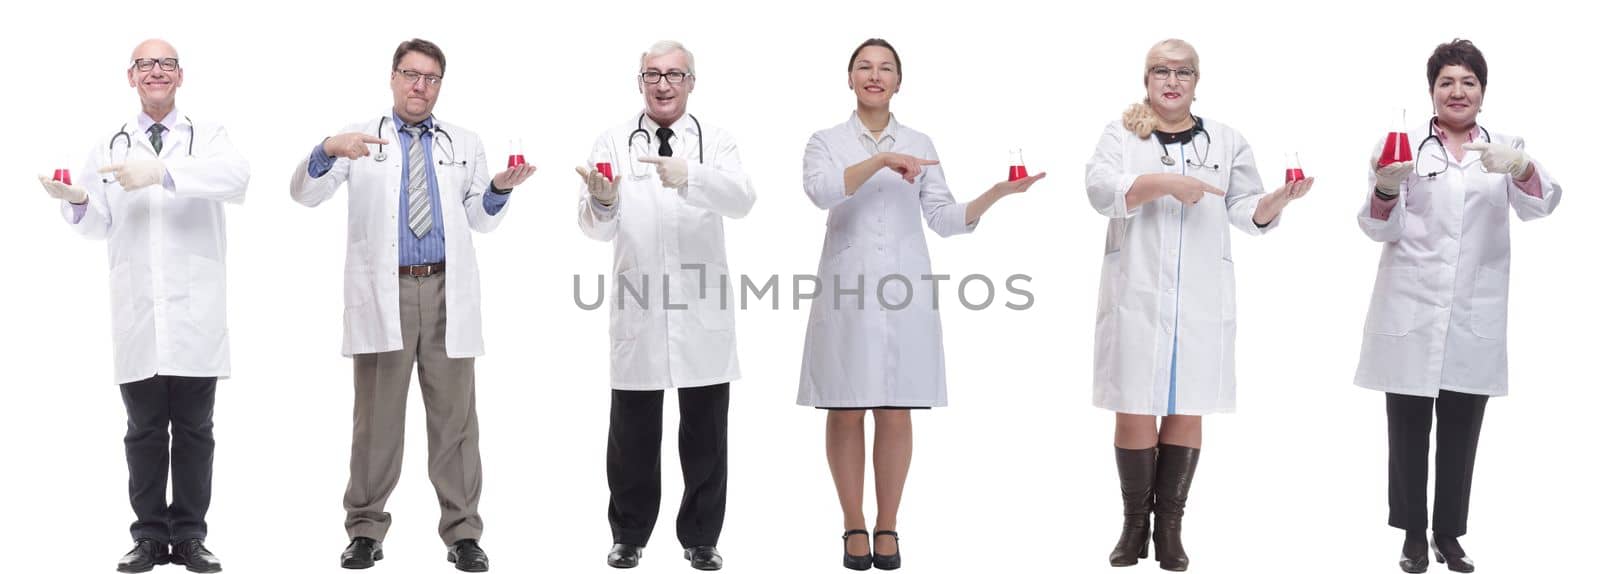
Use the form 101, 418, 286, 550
607, 383, 729, 548
1387, 390, 1488, 537
120, 375, 217, 543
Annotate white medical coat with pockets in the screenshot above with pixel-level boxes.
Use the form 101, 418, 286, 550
798, 114, 976, 408
290, 116, 506, 358
1086, 119, 1274, 416
65, 113, 250, 384
1354, 125, 1561, 398
577, 113, 756, 391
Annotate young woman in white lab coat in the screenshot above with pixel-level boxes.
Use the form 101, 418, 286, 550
1356, 39, 1561, 574
1085, 39, 1312, 571
799, 38, 1043, 571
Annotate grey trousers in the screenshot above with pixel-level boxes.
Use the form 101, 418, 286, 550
344, 272, 483, 544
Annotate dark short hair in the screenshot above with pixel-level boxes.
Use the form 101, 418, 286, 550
1427, 39, 1486, 91
393, 38, 446, 76
848, 38, 901, 79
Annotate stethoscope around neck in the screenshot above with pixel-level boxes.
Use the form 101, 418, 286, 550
1155, 115, 1219, 171
105, 117, 195, 183
625, 112, 703, 178
372, 115, 463, 167
1414, 117, 1492, 179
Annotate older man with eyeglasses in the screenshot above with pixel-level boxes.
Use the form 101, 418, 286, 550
576, 39, 756, 571
291, 37, 535, 573
36, 38, 250, 574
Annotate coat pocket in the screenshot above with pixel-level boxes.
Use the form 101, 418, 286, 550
343, 238, 375, 310
610, 267, 650, 340
186, 254, 227, 331
1096, 251, 1123, 316
1363, 266, 1421, 336
1220, 258, 1236, 320
689, 263, 735, 331
1469, 265, 1509, 340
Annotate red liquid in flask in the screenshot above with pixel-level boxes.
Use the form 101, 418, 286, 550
1285, 168, 1305, 183
595, 162, 614, 182
507, 154, 526, 168
1378, 132, 1412, 167
52, 169, 72, 185
1008, 165, 1029, 181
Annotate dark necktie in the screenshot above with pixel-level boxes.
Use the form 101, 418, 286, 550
148, 124, 167, 154
656, 127, 674, 157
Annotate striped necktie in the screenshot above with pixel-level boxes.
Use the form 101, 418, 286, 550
402, 125, 433, 238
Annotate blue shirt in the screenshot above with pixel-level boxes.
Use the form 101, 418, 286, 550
308, 114, 510, 265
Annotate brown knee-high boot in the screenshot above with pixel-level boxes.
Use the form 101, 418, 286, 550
1152, 444, 1200, 572
1109, 447, 1157, 567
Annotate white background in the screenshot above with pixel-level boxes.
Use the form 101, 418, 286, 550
3, 0, 1593, 572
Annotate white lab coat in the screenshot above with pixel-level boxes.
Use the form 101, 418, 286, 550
63, 112, 250, 384
1354, 124, 1561, 398
577, 112, 755, 390
797, 113, 976, 408
1085, 118, 1276, 416
291, 115, 506, 358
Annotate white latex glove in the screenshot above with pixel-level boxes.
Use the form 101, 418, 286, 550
575, 165, 618, 206
1462, 142, 1531, 178
98, 159, 166, 189
1374, 161, 1413, 194
637, 155, 689, 189
38, 175, 88, 204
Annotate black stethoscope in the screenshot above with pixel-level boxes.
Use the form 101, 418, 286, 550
1155, 116, 1219, 171
109, 117, 195, 159
627, 112, 704, 176
106, 117, 194, 183
372, 116, 463, 167
1415, 117, 1492, 179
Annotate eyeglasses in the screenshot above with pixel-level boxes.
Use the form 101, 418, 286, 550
640, 71, 692, 85
1148, 66, 1197, 82
397, 69, 443, 87
131, 58, 180, 72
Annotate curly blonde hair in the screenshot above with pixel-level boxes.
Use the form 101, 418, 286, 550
1122, 39, 1199, 139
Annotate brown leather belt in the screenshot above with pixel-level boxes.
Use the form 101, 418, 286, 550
400, 262, 445, 277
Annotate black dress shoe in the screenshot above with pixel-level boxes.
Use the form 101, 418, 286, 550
872, 531, 901, 570
342, 537, 383, 569
116, 539, 170, 573
683, 546, 722, 571
841, 529, 871, 571
1431, 536, 1475, 573
1399, 532, 1428, 573
447, 539, 490, 572
170, 539, 223, 573
608, 543, 643, 569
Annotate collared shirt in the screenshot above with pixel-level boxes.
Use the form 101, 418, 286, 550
307, 114, 509, 265
852, 112, 899, 154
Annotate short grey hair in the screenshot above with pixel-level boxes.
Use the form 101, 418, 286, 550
639, 40, 695, 75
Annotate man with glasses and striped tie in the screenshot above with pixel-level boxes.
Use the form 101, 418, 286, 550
290, 38, 535, 573
38, 38, 248, 574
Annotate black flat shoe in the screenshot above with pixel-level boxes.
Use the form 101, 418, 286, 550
1399, 533, 1428, 573
841, 529, 871, 571
170, 539, 223, 573
683, 546, 722, 571
872, 531, 901, 570
341, 537, 383, 569
1431, 536, 1475, 573
608, 543, 643, 569
116, 538, 170, 573
447, 539, 489, 572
